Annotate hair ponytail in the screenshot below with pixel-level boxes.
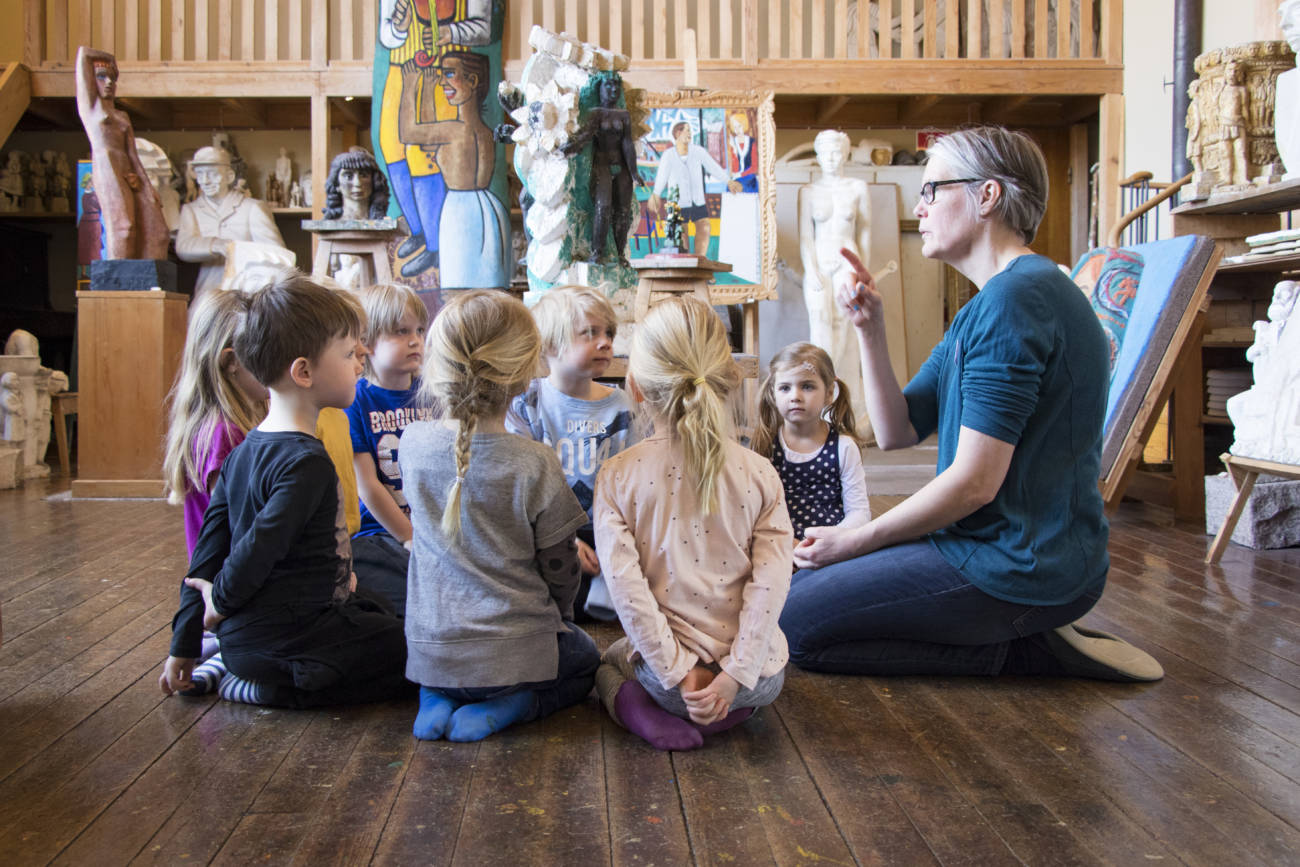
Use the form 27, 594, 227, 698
629, 298, 739, 515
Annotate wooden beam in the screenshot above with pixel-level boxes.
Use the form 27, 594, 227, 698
898, 93, 942, 124
980, 94, 1032, 120
21, 97, 80, 129
0, 63, 32, 146
220, 97, 268, 127
1060, 95, 1099, 125
814, 95, 851, 125
330, 96, 369, 129
116, 97, 174, 130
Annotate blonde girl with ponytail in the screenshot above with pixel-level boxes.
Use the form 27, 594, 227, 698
752, 342, 872, 541
398, 290, 600, 743
593, 297, 794, 751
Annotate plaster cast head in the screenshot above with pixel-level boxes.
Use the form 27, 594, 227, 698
1269, 280, 1300, 322
1282, 0, 1300, 55
4, 329, 39, 357
926, 125, 1049, 245
323, 148, 390, 220
189, 146, 235, 201
814, 129, 851, 176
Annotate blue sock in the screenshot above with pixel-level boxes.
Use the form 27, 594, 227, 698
180, 653, 227, 697
218, 672, 268, 705
413, 687, 460, 741
447, 691, 536, 742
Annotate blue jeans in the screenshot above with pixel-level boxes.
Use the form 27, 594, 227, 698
778, 540, 1102, 676
428, 622, 600, 722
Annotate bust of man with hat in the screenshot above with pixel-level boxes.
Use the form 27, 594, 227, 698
175, 145, 293, 301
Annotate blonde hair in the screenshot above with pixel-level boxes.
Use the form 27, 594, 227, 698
530, 284, 618, 359
356, 282, 429, 377
162, 290, 267, 505
752, 342, 861, 458
629, 297, 739, 514
420, 290, 540, 535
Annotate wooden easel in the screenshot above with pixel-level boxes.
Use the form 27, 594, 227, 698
1205, 453, 1300, 564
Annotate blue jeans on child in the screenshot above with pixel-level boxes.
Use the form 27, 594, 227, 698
633, 659, 784, 719
778, 540, 1103, 676
428, 622, 600, 721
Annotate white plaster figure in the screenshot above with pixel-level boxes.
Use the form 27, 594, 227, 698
1277, 0, 1300, 178
799, 129, 872, 422
1, 152, 25, 210
134, 138, 182, 232
1228, 279, 1300, 463
275, 147, 293, 207
300, 170, 313, 209
175, 146, 293, 302
1, 329, 68, 479
288, 180, 303, 209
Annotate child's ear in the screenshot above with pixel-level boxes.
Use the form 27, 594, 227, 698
626, 373, 645, 403
288, 356, 312, 388
218, 346, 238, 372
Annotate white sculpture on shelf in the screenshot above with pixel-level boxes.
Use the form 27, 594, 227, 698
134, 138, 182, 232
799, 129, 872, 422
1227, 279, 1300, 464
274, 147, 293, 208
0, 329, 69, 481
1278, 0, 1300, 178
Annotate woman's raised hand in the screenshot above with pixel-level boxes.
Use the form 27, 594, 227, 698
835, 247, 884, 335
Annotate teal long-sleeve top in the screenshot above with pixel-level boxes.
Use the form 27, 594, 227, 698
903, 254, 1111, 606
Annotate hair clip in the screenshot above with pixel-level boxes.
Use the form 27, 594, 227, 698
693, 376, 707, 386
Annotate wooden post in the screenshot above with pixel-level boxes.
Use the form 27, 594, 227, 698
311, 0, 327, 69
1097, 92, 1123, 247
311, 90, 329, 262
742, 0, 757, 65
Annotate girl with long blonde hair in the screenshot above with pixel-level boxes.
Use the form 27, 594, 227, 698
398, 290, 600, 742
162, 289, 267, 557
752, 342, 871, 540
593, 297, 794, 750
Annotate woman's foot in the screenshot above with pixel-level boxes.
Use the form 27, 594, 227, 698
447, 692, 536, 742
413, 687, 460, 741
1041, 623, 1164, 682
614, 682, 703, 751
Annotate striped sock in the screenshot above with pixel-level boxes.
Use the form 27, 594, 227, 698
180, 653, 227, 697
218, 673, 268, 705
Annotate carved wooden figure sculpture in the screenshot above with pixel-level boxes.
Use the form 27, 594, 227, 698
74, 46, 169, 260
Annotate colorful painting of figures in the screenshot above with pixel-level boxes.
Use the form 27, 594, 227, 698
372, 0, 510, 291
631, 93, 776, 295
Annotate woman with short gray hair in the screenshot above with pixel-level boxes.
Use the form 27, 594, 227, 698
779, 126, 1163, 683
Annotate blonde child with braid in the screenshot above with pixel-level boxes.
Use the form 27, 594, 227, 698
594, 298, 794, 751
752, 342, 871, 542
399, 290, 600, 742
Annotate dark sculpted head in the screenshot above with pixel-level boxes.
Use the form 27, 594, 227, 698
323, 148, 390, 220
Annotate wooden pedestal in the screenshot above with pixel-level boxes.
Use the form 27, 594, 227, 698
72, 291, 188, 498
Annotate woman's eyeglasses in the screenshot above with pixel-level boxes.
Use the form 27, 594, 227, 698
919, 178, 982, 204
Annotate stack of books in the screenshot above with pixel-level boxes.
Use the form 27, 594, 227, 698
1205, 367, 1253, 419
1221, 228, 1300, 266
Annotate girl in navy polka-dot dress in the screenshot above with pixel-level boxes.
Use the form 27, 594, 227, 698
753, 343, 872, 543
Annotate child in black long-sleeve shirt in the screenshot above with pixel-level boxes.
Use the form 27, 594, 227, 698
159, 272, 407, 708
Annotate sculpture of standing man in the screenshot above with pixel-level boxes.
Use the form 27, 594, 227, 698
74, 46, 169, 261
799, 129, 872, 421
175, 146, 292, 301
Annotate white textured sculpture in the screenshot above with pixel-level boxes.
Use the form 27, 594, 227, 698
799, 130, 872, 422
1278, 1, 1300, 178
1, 329, 69, 480
1227, 280, 1300, 463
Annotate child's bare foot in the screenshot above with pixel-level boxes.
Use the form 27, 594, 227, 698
615, 681, 703, 751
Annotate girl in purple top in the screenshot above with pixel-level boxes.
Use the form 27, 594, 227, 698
162, 289, 268, 557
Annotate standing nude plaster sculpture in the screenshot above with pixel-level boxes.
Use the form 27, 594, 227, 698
74, 46, 169, 260
799, 129, 872, 422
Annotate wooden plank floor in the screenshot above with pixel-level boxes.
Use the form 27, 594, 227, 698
1, 477, 1298, 866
